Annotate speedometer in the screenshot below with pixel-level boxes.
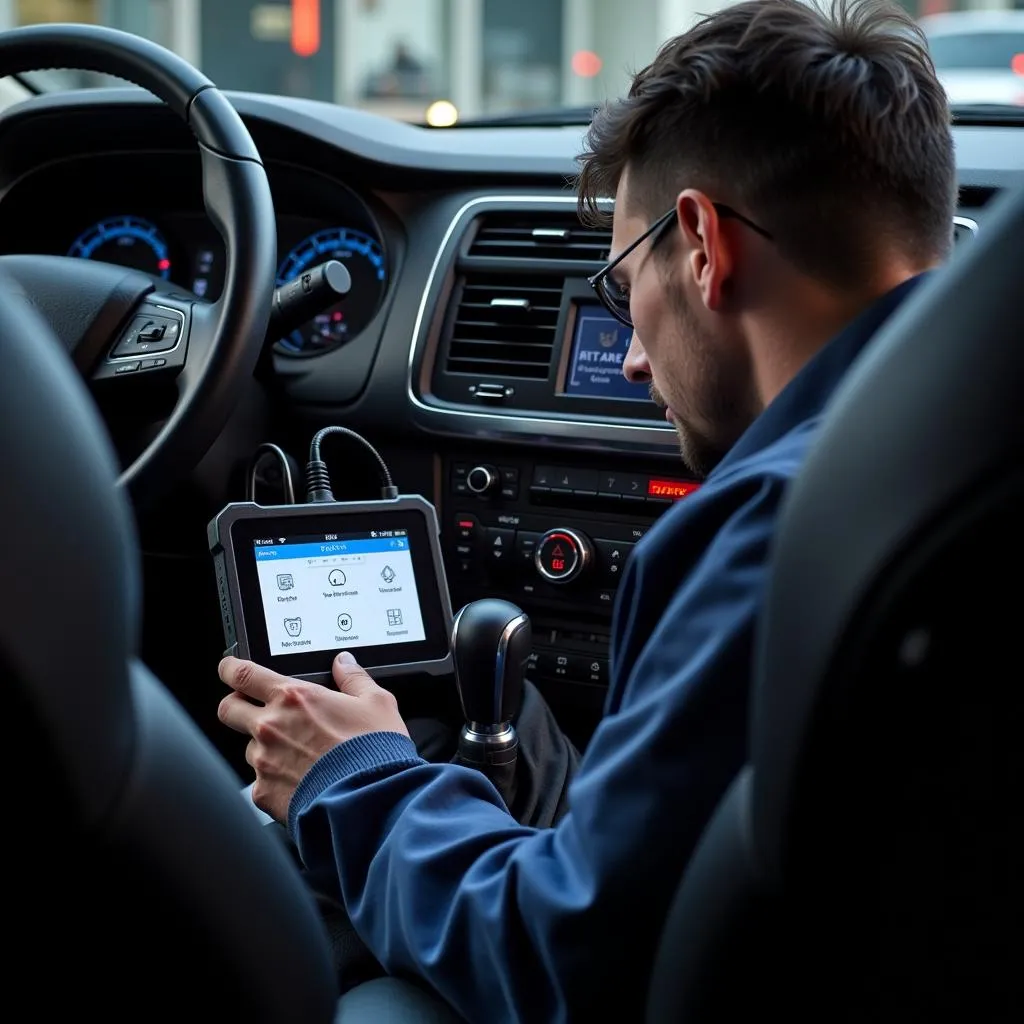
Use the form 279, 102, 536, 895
275, 227, 387, 355
68, 215, 172, 279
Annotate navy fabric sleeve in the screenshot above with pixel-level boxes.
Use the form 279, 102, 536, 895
290, 474, 788, 1023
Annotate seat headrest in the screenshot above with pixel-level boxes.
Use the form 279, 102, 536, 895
0, 270, 140, 825
751, 184, 1024, 878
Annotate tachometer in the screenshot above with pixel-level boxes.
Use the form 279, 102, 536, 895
68, 215, 172, 279
275, 227, 387, 355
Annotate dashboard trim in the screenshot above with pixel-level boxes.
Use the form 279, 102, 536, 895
407, 193, 680, 455
954, 214, 979, 237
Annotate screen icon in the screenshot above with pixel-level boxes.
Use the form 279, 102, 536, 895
386, 608, 403, 626
337, 613, 353, 631
328, 568, 347, 587
381, 565, 396, 583
283, 617, 302, 637
276, 573, 294, 591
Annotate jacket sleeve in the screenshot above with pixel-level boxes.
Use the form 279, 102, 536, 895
289, 475, 785, 1023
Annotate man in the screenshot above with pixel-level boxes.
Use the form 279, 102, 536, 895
218, 1, 956, 1018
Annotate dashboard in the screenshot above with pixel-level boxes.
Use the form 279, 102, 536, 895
1, 86, 1020, 743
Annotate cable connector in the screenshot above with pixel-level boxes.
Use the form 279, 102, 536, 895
305, 425, 398, 502
305, 459, 335, 503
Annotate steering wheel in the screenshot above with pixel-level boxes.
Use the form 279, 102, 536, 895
0, 24, 276, 508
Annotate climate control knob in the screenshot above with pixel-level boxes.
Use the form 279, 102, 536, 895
534, 528, 592, 584
467, 464, 499, 495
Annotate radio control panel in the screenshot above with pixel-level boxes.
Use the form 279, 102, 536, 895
441, 451, 699, 727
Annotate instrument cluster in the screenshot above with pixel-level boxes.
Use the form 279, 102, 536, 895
0, 152, 390, 356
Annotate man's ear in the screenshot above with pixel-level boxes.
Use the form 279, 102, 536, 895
676, 189, 733, 312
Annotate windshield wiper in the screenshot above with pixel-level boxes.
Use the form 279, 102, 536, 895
429, 105, 598, 128
951, 104, 1024, 126
9, 72, 42, 94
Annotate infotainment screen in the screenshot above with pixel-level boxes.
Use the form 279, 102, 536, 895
209, 497, 453, 683
561, 305, 651, 403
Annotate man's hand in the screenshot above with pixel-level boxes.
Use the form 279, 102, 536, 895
218, 651, 410, 823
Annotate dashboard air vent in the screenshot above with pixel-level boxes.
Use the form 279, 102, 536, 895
468, 211, 610, 263
444, 274, 562, 380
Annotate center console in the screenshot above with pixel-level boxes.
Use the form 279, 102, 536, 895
441, 448, 698, 726
409, 194, 703, 731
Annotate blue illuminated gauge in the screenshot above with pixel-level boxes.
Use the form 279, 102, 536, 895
274, 227, 387, 355
68, 215, 172, 279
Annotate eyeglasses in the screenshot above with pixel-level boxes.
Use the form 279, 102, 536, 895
588, 203, 774, 328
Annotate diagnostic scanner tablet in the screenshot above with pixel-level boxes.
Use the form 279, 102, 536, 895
208, 496, 454, 683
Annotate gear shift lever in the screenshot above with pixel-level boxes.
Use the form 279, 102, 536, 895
451, 599, 531, 803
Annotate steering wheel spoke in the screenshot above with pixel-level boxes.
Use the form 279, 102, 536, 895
174, 298, 220, 395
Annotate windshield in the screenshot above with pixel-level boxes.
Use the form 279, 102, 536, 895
8, 0, 1024, 123
927, 31, 1024, 70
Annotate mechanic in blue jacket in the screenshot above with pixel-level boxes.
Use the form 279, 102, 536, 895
218, 1, 957, 1019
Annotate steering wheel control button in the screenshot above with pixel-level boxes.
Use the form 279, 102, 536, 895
111, 312, 183, 358
139, 357, 168, 370
114, 361, 140, 374
535, 528, 591, 584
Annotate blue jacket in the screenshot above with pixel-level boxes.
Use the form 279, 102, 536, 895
290, 276, 928, 1022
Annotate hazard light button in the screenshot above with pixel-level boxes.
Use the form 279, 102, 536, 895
535, 528, 592, 584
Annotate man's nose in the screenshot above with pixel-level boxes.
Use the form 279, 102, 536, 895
623, 332, 651, 384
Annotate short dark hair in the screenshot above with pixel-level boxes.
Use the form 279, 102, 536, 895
577, 0, 957, 286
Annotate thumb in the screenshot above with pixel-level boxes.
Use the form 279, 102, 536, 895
333, 651, 379, 697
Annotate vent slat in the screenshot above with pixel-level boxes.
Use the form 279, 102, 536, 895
467, 211, 611, 263
443, 272, 561, 380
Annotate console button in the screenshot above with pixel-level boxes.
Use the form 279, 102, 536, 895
516, 530, 542, 570
595, 539, 635, 585
499, 468, 519, 500
613, 473, 647, 501
535, 528, 592, 584
485, 527, 515, 567
499, 466, 520, 498
467, 464, 500, 495
537, 651, 573, 679
452, 557, 479, 581
569, 656, 609, 686
454, 514, 482, 542
554, 467, 598, 493
533, 465, 559, 488
113, 361, 141, 374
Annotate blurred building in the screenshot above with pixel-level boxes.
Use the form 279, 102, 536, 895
0, 0, 1020, 121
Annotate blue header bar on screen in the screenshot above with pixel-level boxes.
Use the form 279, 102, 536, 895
255, 538, 409, 561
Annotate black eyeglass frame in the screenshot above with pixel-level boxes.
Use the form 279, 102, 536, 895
587, 203, 773, 328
